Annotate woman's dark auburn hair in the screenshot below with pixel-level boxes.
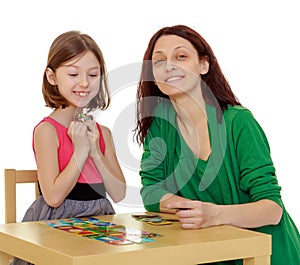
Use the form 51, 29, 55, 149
42, 30, 110, 111
135, 25, 241, 145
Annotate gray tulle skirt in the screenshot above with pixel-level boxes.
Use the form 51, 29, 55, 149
10, 196, 115, 265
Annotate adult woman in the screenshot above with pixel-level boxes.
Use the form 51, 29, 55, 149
135, 25, 299, 265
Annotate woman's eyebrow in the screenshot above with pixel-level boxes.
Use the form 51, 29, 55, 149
153, 45, 190, 55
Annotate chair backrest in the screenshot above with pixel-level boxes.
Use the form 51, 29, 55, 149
4, 169, 39, 223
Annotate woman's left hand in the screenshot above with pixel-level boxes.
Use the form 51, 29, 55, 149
167, 200, 220, 229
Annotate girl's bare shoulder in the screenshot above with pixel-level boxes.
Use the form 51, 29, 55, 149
99, 124, 112, 136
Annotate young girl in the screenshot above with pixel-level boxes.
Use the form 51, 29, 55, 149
135, 25, 299, 265
12, 31, 126, 265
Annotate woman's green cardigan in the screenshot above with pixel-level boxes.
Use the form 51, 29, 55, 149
140, 101, 300, 265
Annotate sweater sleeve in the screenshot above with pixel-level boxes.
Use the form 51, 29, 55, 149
139, 102, 176, 212
232, 109, 282, 206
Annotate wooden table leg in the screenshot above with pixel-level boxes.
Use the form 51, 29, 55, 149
243, 255, 270, 265
0, 251, 9, 265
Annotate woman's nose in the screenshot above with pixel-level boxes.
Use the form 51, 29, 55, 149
165, 61, 177, 72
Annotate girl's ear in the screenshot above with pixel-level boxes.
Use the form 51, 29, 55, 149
45, 68, 57, 85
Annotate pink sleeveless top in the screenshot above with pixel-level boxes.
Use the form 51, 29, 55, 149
33, 117, 107, 200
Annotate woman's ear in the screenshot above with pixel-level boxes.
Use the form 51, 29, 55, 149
45, 68, 57, 85
199, 59, 209, 75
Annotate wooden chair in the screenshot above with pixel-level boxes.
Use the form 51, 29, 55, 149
4, 169, 39, 223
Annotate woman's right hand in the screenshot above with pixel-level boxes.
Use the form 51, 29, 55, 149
160, 193, 192, 213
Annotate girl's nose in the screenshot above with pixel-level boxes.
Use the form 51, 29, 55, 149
79, 76, 89, 88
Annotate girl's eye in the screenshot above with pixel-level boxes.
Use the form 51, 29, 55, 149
89, 73, 99, 77
69, 73, 78, 77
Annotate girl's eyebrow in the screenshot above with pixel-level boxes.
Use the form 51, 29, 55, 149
62, 64, 100, 70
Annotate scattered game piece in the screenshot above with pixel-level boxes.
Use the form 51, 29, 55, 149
43, 217, 162, 245
146, 221, 173, 226
131, 213, 177, 225
131, 214, 160, 219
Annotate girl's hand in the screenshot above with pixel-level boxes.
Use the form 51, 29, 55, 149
84, 120, 100, 157
167, 200, 220, 229
68, 121, 90, 158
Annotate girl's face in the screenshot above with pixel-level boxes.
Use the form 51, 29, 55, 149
47, 51, 101, 109
151, 35, 208, 98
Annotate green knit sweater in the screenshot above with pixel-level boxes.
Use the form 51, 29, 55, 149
140, 101, 300, 265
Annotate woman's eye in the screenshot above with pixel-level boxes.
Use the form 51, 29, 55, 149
177, 54, 187, 60
153, 59, 165, 66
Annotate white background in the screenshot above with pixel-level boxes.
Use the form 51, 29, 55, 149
0, 0, 299, 227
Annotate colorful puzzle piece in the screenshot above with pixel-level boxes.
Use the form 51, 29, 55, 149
43, 217, 162, 245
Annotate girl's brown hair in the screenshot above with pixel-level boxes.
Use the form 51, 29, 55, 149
135, 25, 241, 144
42, 30, 110, 111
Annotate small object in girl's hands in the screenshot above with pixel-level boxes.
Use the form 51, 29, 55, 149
73, 113, 93, 122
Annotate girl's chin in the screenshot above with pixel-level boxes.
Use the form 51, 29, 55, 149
73, 99, 90, 108
68, 102, 88, 110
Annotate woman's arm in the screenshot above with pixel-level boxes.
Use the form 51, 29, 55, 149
167, 199, 282, 229
34, 121, 90, 207
87, 123, 126, 203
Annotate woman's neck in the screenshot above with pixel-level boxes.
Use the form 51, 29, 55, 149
170, 89, 207, 128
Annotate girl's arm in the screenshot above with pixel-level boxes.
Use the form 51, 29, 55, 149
34, 121, 90, 207
87, 122, 126, 203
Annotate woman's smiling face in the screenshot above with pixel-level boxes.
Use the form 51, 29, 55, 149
151, 34, 208, 98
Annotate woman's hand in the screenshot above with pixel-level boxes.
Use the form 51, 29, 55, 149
160, 193, 192, 213
167, 200, 220, 229
167, 199, 282, 229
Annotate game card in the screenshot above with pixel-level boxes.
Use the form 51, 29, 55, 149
43, 217, 162, 246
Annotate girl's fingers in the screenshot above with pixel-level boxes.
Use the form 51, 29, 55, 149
84, 120, 97, 132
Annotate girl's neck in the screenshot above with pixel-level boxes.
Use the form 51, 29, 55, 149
50, 106, 84, 127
